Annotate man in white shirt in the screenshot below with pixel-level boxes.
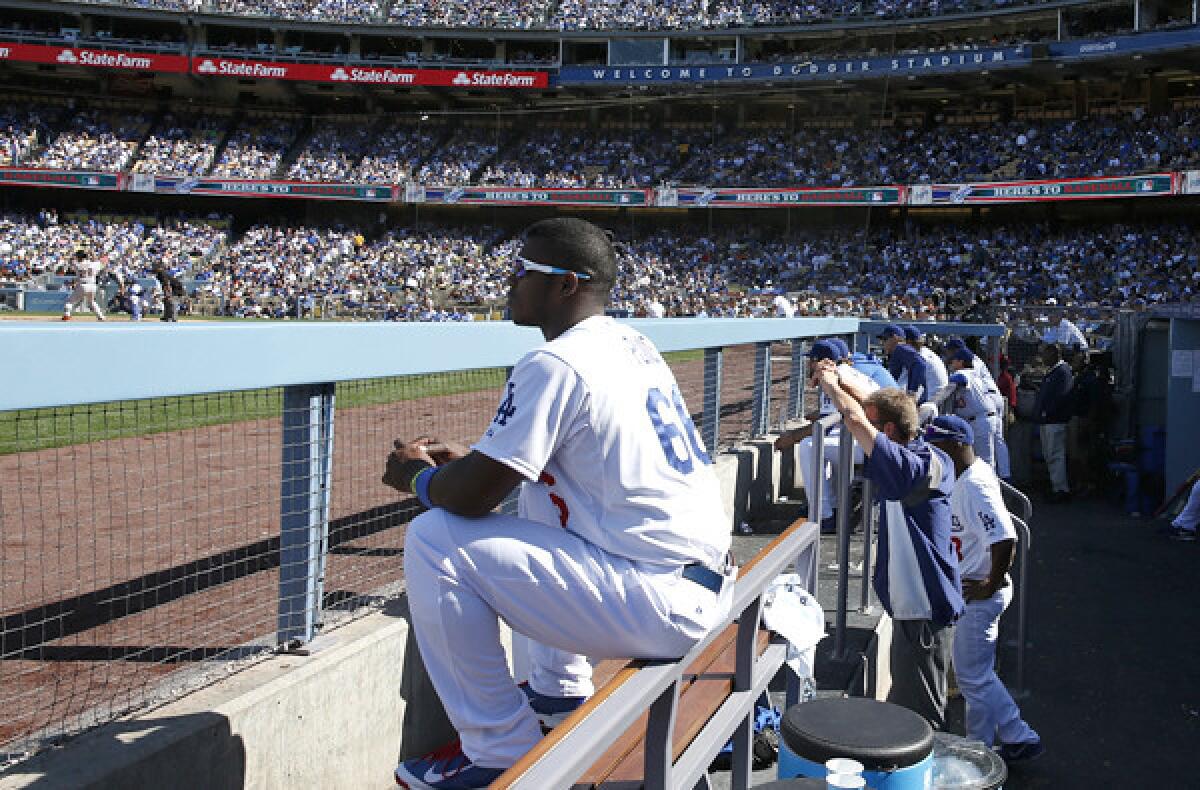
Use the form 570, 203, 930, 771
926, 416, 1043, 763
384, 218, 733, 790
1042, 315, 1087, 350
62, 248, 106, 321
773, 293, 797, 318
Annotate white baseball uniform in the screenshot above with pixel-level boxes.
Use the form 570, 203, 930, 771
63, 259, 105, 320
950, 371, 999, 469
919, 346, 950, 394
969, 357, 1010, 478
798, 364, 878, 520
404, 316, 733, 769
949, 459, 1038, 747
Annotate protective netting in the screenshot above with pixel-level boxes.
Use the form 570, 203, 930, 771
0, 351, 790, 760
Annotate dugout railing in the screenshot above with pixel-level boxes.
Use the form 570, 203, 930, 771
0, 317, 1003, 764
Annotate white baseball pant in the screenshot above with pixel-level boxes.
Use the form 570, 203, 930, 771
799, 431, 863, 521
992, 418, 1011, 479
64, 285, 104, 320
967, 416, 996, 469
952, 584, 1039, 747
403, 508, 733, 769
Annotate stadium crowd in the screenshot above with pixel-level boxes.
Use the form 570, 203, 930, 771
209, 118, 298, 179
26, 108, 149, 172
5, 213, 1194, 320
0, 210, 226, 286
131, 113, 225, 177
3, 99, 1197, 186
87, 0, 1047, 27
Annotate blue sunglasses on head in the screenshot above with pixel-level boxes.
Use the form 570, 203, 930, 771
513, 255, 592, 280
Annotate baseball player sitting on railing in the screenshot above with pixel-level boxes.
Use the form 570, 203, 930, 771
382, 218, 735, 790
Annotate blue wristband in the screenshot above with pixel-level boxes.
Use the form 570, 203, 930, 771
413, 466, 437, 509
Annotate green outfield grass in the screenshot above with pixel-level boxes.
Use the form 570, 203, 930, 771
0, 369, 510, 455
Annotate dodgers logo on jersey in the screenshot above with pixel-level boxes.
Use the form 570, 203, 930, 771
979, 510, 998, 534
486, 381, 517, 438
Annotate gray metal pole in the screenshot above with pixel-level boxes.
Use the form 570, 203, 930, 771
1011, 514, 1033, 699
833, 424, 855, 660
788, 340, 806, 421
752, 341, 772, 437
278, 382, 336, 647
702, 347, 723, 453
859, 479, 875, 614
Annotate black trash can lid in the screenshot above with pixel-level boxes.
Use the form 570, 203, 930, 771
781, 697, 934, 772
753, 781, 828, 790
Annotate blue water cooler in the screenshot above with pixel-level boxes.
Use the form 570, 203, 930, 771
777, 697, 934, 790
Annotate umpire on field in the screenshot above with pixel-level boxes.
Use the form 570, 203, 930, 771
383, 218, 734, 790
810, 361, 963, 730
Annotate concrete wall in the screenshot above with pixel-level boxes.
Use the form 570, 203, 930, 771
0, 440, 795, 790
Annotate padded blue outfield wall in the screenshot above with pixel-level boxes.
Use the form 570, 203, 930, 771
0, 317, 1006, 412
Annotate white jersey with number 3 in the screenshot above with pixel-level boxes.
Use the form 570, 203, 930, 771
474, 316, 731, 568
950, 459, 1018, 580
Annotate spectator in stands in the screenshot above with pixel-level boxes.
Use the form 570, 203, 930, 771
811, 363, 962, 728
384, 217, 733, 789
1033, 344, 1074, 503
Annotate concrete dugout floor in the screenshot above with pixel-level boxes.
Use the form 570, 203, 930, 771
714, 493, 1199, 789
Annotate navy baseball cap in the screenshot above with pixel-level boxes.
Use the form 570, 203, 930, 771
829, 338, 850, 359
877, 324, 905, 340
951, 348, 976, 365
946, 337, 968, 350
925, 415, 974, 447
806, 339, 840, 361
904, 325, 924, 343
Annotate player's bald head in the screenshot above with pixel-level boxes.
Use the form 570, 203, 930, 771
521, 218, 617, 290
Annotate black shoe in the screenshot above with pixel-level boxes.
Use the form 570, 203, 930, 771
996, 739, 1045, 763
820, 515, 838, 534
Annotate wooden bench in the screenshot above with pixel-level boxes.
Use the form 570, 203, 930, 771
492, 518, 820, 790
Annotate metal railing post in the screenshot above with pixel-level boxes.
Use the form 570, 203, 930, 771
788, 339, 806, 421
278, 382, 336, 647
752, 341, 772, 437
833, 424, 856, 660
702, 347, 723, 452
999, 480, 1033, 698
1011, 514, 1033, 699
859, 479, 875, 614
643, 677, 681, 790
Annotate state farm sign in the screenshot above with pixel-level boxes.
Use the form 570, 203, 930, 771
0, 41, 188, 73
191, 57, 548, 89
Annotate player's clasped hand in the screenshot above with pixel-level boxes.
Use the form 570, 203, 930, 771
810, 358, 839, 389
382, 436, 468, 493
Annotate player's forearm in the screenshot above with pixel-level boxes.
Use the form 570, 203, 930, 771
821, 378, 877, 454
426, 451, 524, 517
836, 370, 872, 406
986, 540, 1017, 588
